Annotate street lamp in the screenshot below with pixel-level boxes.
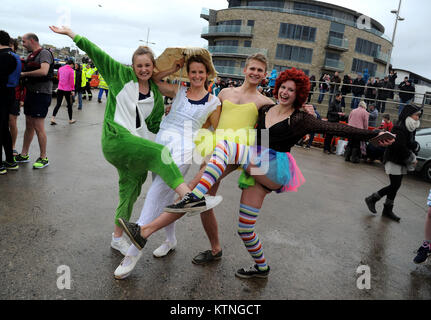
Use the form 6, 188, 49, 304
385, 0, 404, 75
139, 28, 156, 46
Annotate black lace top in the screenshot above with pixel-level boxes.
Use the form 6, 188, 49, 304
256, 104, 379, 152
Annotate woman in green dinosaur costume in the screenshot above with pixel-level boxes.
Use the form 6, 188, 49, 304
49, 25, 194, 254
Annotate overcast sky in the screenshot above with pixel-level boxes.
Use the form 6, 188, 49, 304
2, 0, 430, 79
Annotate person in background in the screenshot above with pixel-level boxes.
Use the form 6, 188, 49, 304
365, 104, 423, 222
307, 75, 316, 103
15, 32, 55, 169
317, 74, 330, 104
398, 77, 415, 115
304, 105, 321, 149
388, 70, 397, 100
367, 104, 378, 128
379, 114, 393, 132
377, 77, 391, 113
413, 190, 431, 264
328, 71, 341, 105
364, 78, 376, 107
340, 74, 352, 109
345, 101, 369, 163
51, 59, 76, 124
351, 74, 365, 109
73, 63, 84, 110
0, 30, 19, 174
7, 38, 23, 157
97, 73, 108, 103
323, 92, 344, 154
82, 63, 93, 100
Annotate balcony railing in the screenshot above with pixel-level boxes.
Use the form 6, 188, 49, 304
326, 36, 349, 51
374, 51, 390, 64
201, 25, 253, 38
323, 58, 345, 71
208, 46, 268, 57
213, 66, 244, 77
200, 8, 210, 20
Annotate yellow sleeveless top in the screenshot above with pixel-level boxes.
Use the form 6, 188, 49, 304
194, 100, 258, 157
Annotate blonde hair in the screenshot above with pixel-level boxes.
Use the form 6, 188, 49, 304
132, 46, 156, 66
245, 53, 268, 72
358, 101, 367, 109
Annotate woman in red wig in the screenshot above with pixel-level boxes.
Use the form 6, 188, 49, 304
119, 68, 394, 279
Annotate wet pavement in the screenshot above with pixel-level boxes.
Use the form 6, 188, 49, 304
1, 97, 430, 300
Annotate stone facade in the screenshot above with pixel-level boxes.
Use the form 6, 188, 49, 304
204, 6, 392, 79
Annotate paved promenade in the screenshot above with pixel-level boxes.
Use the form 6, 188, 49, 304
0, 98, 430, 300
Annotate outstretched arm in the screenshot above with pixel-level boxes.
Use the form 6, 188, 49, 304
49, 25, 127, 84
49, 25, 76, 39
301, 112, 394, 147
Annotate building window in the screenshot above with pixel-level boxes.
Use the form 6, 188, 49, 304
274, 64, 309, 75
215, 40, 239, 47
228, 0, 242, 8
275, 44, 313, 64
244, 40, 252, 47
247, 20, 255, 27
352, 58, 377, 76
240, 61, 246, 69
279, 23, 316, 42
217, 20, 242, 26
247, 0, 284, 8
293, 2, 333, 16
326, 52, 341, 61
213, 59, 237, 67
355, 38, 381, 58
425, 92, 431, 105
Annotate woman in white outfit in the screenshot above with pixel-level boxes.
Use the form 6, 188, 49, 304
115, 55, 221, 279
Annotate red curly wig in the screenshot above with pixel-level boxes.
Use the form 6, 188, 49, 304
273, 68, 310, 110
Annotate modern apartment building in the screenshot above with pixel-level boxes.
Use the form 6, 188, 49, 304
201, 0, 392, 80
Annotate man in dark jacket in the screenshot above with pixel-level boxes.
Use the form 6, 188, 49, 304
324, 92, 345, 154
351, 74, 365, 109
340, 74, 352, 108
0, 30, 19, 174
328, 71, 341, 105
388, 70, 397, 99
398, 77, 415, 115
364, 78, 377, 107
377, 77, 391, 113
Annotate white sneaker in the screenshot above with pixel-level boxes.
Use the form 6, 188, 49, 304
153, 240, 177, 258
114, 251, 143, 280
111, 233, 130, 255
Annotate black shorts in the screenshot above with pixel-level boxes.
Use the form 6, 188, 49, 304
6, 88, 19, 116
24, 91, 52, 118
9, 100, 20, 116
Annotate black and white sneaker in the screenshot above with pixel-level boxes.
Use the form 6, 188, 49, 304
164, 193, 206, 214
235, 265, 270, 279
118, 218, 147, 250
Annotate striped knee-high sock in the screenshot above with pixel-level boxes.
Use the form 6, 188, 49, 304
192, 141, 249, 199
238, 203, 268, 271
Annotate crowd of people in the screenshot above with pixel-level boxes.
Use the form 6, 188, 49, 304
309, 70, 416, 116
1, 26, 430, 285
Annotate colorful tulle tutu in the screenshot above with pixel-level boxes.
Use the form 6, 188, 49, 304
240, 147, 305, 193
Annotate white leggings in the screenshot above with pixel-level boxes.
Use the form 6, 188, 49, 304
136, 164, 190, 242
